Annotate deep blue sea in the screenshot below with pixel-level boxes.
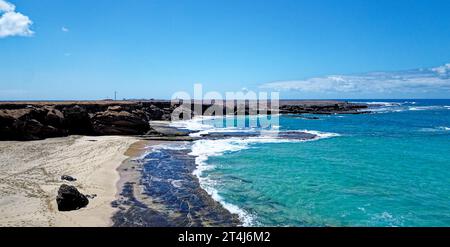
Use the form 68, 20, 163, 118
171, 100, 450, 226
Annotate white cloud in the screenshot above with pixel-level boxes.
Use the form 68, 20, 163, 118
0, 0, 14, 12
62, 26, 69, 32
0, 0, 33, 38
431, 63, 450, 76
260, 64, 450, 95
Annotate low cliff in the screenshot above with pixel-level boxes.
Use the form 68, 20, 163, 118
0, 101, 174, 141
0, 100, 367, 141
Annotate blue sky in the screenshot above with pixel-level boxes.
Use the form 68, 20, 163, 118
1, 0, 450, 100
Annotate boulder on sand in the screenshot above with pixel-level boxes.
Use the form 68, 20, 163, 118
56, 184, 89, 211
61, 175, 77, 182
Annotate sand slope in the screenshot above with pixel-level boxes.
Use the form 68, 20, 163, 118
0, 135, 138, 227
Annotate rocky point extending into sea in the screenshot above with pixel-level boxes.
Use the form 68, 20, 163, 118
0, 100, 368, 141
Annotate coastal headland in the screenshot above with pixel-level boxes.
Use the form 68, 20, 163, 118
0, 100, 368, 141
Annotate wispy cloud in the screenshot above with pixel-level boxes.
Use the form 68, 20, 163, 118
61, 26, 69, 32
260, 64, 450, 95
0, 0, 33, 38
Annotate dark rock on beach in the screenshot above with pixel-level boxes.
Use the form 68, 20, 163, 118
56, 184, 89, 211
61, 175, 77, 182
86, 194, 97, 199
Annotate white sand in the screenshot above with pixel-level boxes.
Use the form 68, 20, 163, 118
0, 135, 139, 227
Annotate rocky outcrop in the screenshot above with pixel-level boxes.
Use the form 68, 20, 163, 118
144, 105, 165, 120
279, 102, 368, 114
91, 109, 150, 135
56, 184, 89, 211
0, 100, 368, 141
0, 107, 68, 140
62, 105, 92, 134
0, 102, 172, 140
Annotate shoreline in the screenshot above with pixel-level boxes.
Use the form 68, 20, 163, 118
112, 140, 241, 227
0, 135, 139, 227
111, 118, 324, 227
0, 116, 329, 227
0, 118, 318, 227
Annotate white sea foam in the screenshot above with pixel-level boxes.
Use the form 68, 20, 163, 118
356, 102, 408, 113
365, 104, 447, 113
301, 130, 341, 139
170, 115, 279, 137
409, 106, 427, 111
409, 106, 444, 111
352, 101, 402, 107
353, 101, 449, 114
370, 211, 403, 227
189, 138, 256, 226
418, 126, 450, 132
152, 142, 191, 151
190, 127, 257, 138
169, 116, 217, 132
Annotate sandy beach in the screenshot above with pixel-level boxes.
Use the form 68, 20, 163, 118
0, 135, 139, 227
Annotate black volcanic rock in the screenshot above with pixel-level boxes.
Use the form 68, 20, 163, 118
62, 105, 93, 134
61, 175, 77, 182
45, 107, 65, 128
279, 102, 368, 114
56, 184, 89, 211
0, 100, 369, 141
0, 107, 68, 140
145, 105, 165, 119
91, 110, 150, 135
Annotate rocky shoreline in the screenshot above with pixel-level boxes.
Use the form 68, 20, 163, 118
112, 145, 240, 227
0, 100, 368, 141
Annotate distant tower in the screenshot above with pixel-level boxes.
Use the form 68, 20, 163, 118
114, 91, 117, 101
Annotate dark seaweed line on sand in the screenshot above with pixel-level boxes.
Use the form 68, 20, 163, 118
111, 148, 240, 227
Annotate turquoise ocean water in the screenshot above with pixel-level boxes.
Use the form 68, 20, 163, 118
174, 100, 450, 226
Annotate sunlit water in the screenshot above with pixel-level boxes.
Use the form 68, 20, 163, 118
172, 99, 450, 226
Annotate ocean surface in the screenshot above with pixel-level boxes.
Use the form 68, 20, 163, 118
162, 99, 450, 226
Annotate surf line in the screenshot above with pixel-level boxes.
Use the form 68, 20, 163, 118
178, 231, 213, 245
